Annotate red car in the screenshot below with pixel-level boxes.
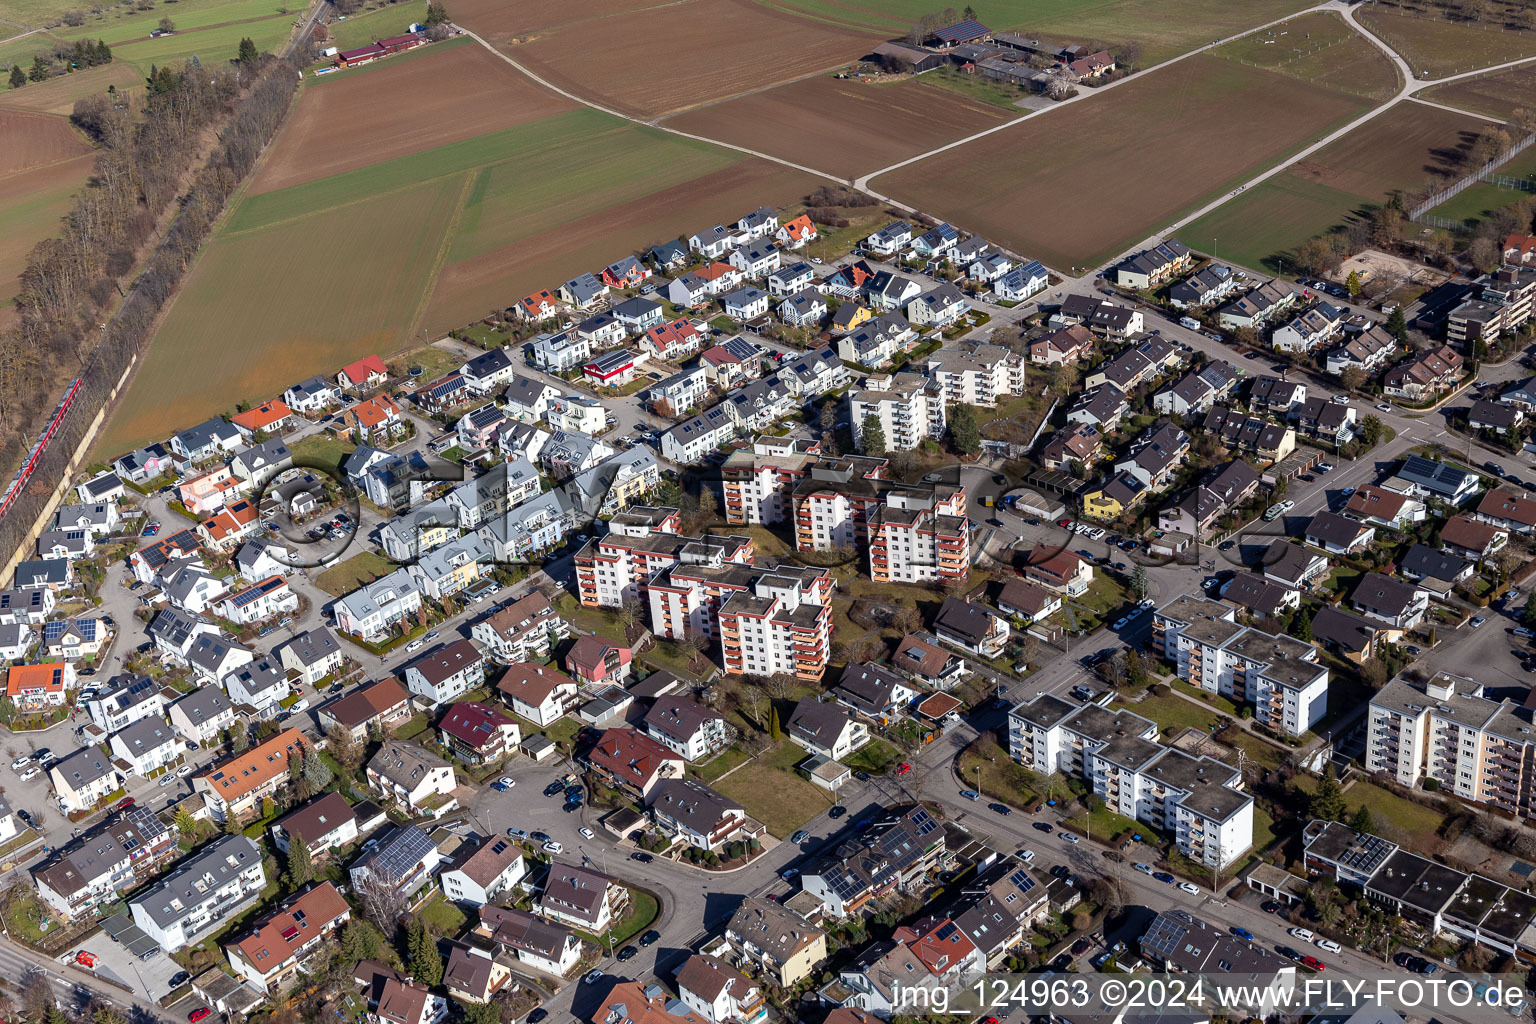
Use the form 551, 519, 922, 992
74, 951, 97, 968
1300, 956, 1325, 971
116, 797, 135, 810
1057, 518, 1072, 528
189, 1009, 211, 1023
896, 762, 912, 776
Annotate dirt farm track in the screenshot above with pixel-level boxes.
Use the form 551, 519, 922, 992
249, 43, 579, 194
663, 74, 1012, 180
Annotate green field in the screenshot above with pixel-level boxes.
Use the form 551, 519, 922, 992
54, 0, 293, 43
108, 13, 296, 71
755, 0, 1314, 63
1358, 3, 1536, 78
1178, 175, 1365, 272
1212, 11, 1400, 100
0, 29, 64, 69
96, 175, 463, 456
1427, 145, 1536, 227
324, 0, 427, 51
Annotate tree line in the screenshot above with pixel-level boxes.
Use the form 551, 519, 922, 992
0, 54, 299, 568
7, 38, 113, 89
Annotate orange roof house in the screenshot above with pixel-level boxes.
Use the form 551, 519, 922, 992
518, 290, 561, 321
5, 662, 75, 707
778, 214, 817, 247
346, 394, 402, 441
231, 399, 293, 437
201, 498, 261, 549
227, 881, 351, 992
193, 728, 307, 821
337, 355, 389, 390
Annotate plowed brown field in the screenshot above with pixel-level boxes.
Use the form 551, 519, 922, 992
424, 158, 818, 333
664, 75, 1010, 179
0, 110, 92, 175
506, 0, 876, 118
249, 43, 578, 195
875, 55, 1373, 270
451, 0, 682, 40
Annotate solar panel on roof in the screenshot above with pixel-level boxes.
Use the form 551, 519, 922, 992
1009, 867, 1036, 893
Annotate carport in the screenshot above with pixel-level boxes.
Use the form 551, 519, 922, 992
101, 912, 160, 960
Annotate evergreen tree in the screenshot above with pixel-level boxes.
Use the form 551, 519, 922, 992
95, 39, 112, 64
409, 919, 445, 986
1130, 564, 1148, 600
28, 55, 51, 82
237, 37, 259, 63
302, 752, 333, 789
425, 0, 450, 24
1385, 304, 1408, 344
861, 413, 886, 457
174, 806, 196, 838
9, 64, 25, 89
1345, 270, 1363, 298
340, 920, 382, 963
767, 705, 781, 740
287, 830, 314, 888
1310, 763, 1345, 822
948, 403, 980, 454
1290, 610, 1313, 642
1350, 805, 1373, 834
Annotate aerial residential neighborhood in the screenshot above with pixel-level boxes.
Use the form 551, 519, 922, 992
2, 1, 1536, 1023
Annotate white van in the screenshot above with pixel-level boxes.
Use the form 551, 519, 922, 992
1289, 928, 1315, 942
1020, 849, 1035, 864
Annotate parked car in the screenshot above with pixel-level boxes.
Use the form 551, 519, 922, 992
828, 805, 846, 819
1232, 927, 1253, 941
169, 971, 191, 989
1177, 881, 1200, 895
616, 945, 638, 962
188, 1010, 210, 1024
543, 840, 563, 854
630, 851, 653, 863
1133, 862, 1154, 875
895, 762, 912, 776
1060, 832, 1080, 845
1290, 928, 1315, 942
506, 828, 527, 840
959, 789, 980, 801
1300, 955, 1326, 971
791, 830, 810, 844
1153, 871, 1175, 884
989, 802, 1012, 816
526, 1011, 548, 1024
584, 970, 604, 985
9, 756, 30, 771
1316, 938, 1342, 954
579, 827, 596, 840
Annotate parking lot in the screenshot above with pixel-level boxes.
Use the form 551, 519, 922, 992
74, 914, 189, 1002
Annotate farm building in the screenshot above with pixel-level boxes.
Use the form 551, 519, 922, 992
873, 42, 945, 74
334, 34, 424, 66
928, 19, 990, 47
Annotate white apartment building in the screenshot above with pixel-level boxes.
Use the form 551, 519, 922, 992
647, 561, 832, 654
575, 506, 752, 609
129, 835, 266, 951
719, 435, 888, 533
718, 570, 834, 682
1009, 695, 1253, 868
867, 490, 969, 585
848, 373, 946, 452
1367, 672, 1536, 820
923, 340, 1026, 408
1152, 594, 1328, 736
332, 568, 422, 640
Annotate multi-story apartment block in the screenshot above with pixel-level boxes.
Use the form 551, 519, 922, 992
848, 373, 947, 452
1151, 595, 1328, 735
648, 560, 832, 654
716, 896, 828, 987
923, 339, 1026, 408
867, 490, 969, 585
1367, 673, 1536, 819
717, 569, 834, 681
1008, 695, 1253, 868
720, 435, 887, 533
575, 506, 753, 609
129, 835, 266, 951
33, 806, 177, 919
1449, 265, 1536, 344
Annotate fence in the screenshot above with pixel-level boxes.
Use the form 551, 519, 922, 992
1408, 131, 1536, 221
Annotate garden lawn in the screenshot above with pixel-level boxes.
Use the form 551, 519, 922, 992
419, 893, 468, 936
1065, 802, 1142, 843
712, 739, 831, 837
690, 744, 750, 784
1345, 780, 1442, 850
1114, 693, 1225, 739
1173, 678, 1241, 716
576, 889, 658, 947
288, 434, 357, 474
844, 737, 898, 774
958, 732, 1042, 808
315, 550, 398, 597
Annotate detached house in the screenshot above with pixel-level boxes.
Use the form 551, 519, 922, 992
441, 835, 526, 908
472, 592, 568, 664
907, 283, 968, 328
193, 729, 307, 823
567, 636, 633, 687
776, 215, 816, 249
602, 255, 651, 290
587, 728, 685, 799
516, 291, 561, 323
994, 260, 1049, 303
1021, 543, 1093, 596
538, 863, 627, 932
676, 955, 765, 1024
226, 882, 350, 994
438, 701, 520, 765
337, 355, 389, 391
648, 778, 754, 853
932, 597, 1009, 657
366, 740, 457, 813
316, 677, 413, 742
787, 698, 870, 760
1476, 488, 1536, 534
1350, 572, 1428, 631
479, 906, 581, 976
865, 221, 912, 255
496, 662, 580, 727
717, 897, 827, 987
831, 664, 917, 725
644, 696, 731, 762
1439, 514, 1508, 562
1383, 345, 1462, 401
560, 273, 608, 309
270, 792, 361, 859
1305, 511, 1374, 555
403, 639, 486, 706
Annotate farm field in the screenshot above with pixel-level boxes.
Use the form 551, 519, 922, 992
52, 0, 291, 44
108, 11, 297, 72
874, 55, 1372, 270
250, 41, 576, 194
449, 0, 691, 43
0, 109, 92, 173
504, 0, 876, 118
757, 0, 1315, 62
425, 157, 817, 333
1426, 144, 1536, 226
663, 74, 1011, 180
0, 153, 95, 308
1357, 2, 1536, 77
0, 29, 64, 69
0, 62, 142, 115
95, 176, 464, 458
1179, 102, 1491, 270
1419, 63, 1536, 120
323, 0, 427, 52
1211, 11, 1400, 101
